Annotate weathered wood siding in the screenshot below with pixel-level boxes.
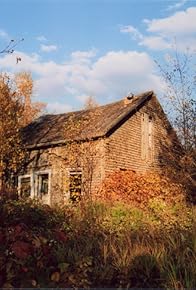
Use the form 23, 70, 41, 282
25, 138, 105, 205
104, 95, 174, 175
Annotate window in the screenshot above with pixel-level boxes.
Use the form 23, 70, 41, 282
141, 113, 154, 161
18, 175, 32, 198
37, 173, 49, 197
18, 170, 51, 204
69, 169, 82, 202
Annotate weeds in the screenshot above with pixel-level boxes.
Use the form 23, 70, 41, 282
0, 195, 195, 288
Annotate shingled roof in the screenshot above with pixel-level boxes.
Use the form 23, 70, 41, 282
22, 90, 154, 149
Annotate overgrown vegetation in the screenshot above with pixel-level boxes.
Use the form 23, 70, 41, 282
0, 73, 45, 190
98, 170, 186, 207
0, 173, 195, 288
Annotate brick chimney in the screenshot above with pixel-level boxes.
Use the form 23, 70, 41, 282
124, 92, 134, 105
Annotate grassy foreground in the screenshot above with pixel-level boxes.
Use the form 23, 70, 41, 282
0, 195, 195, 289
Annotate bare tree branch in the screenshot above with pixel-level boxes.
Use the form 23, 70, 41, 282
0, 38, 24, 54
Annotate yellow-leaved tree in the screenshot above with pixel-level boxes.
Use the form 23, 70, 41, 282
15, 72, 46, 126
0, 74, 25, 189
0, 72, 46, 191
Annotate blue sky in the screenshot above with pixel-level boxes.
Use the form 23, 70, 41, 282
0, 0, 196, 112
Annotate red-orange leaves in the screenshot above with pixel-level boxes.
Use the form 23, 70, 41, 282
98, 170, 185, 208
11, 241, 32, 259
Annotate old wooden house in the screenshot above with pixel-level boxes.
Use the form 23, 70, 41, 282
19, 90, 176, 205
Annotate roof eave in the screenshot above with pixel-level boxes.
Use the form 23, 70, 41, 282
26, 134, 104, 150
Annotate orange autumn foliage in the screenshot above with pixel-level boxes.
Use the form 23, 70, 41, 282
0, 72, 46, 189
0, 75, 25, 187
15, 72, 46, 126
98, 170, 185, 208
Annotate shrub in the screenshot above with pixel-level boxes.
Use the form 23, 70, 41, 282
0, 187, 18, 201
98, 170, 186, 208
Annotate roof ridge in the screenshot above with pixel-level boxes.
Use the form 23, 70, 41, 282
41, 90, 154, 118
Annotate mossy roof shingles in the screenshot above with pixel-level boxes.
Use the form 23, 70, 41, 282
22, 91, 154, 149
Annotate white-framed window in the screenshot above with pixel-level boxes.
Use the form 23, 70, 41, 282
18, 170, 51, 204
69, 168, 82, 202
35, 170, 51, 198
18, 174, 34, 198
141, 113, 154, 161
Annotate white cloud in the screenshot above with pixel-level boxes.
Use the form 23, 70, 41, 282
40, 44, 58, 52
166, 0, 188, 11
65, 50, 162, 101
46, 102, 72, 114
120, 25, 143, 40
89, 51, 162, 97
139, 36, 171, 50
120, 24, 171, 51
71, 49, 97, 60
36, 35, 47, 42
146, 7, 196, 35
121, 7, 196, 52
0, 49, 162, 112
144, 7, 196, 51
0, 51, 40, 71
75, 94, 90, 103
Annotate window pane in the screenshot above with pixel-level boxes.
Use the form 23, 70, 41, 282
20, 177, 31, 198
38, 174, 49, 196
